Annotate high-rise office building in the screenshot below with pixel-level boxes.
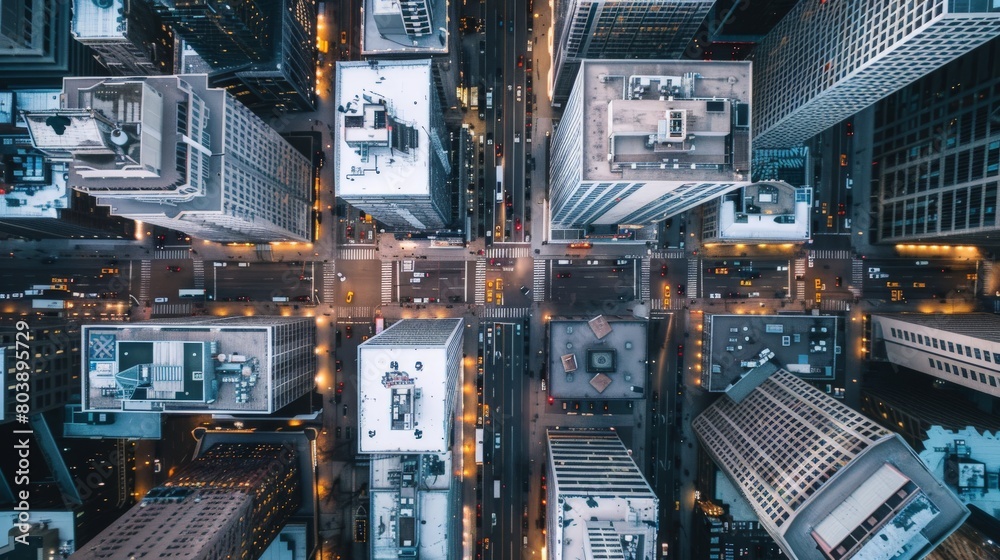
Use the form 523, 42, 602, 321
694, 364, 968, 560
548, 60, 752, 240
0, 317, 79, 423
752, 0, 1000, 149
550, 0, 715, 103
206, 0, 316, 113
370, 0, 436, 38
151, 0, 272, 70
872, 36, 1000, 244
334, 60, 452, 230
71, 0, 174, 75
70, 441, 300, 560
80, 317, 316, 415
546, 429, 659, 560
357, 319, 464, 559
871, 313, 1000, 400
23, 74, 313, 242
0, 0, 103, 86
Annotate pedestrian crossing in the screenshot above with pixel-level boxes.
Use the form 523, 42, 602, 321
794, 258, 806, 300
820, 299, 851, 312
686, 257, 698, 299
640, 259, 651, 301
338, 247, 377, 260
152, 302, 192, 316
532, 259, 546, 303
650, 297, 684, 311
322, 264, 337, 305
487, 246, 532, 259
474, 260, 487, 305
382, 261, 395, 304
651, 250, 685, 259
153, 249, 191, 260
139, 260, 151, 304
851, 259, 864, 296
192, 259, 205, 289
335, 306, 374, 318
809, 249, 853, 259
480, 307, 530, 319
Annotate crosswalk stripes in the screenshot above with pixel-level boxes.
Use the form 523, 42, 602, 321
153, 249, 191, 260
651, 251, 685, 259
794, 258, 806, 300
474, 260, 486, 305
686, 257, 699, 299
139, 260, 151, 305
486, 246, 532, 259
820, 299, 851, 312
382, 261, 395, 304
192, 259, 205, 290
532, 260, 545, 302
322, 264, 337, 305
337, 247, 377, 260
650, 298, 684, 311
640, 259, 650, 301
809, 249, 853, 259
152, 302, 192, 316
851, 259, 864, 295
480, 307, 530, 319
336, 306, 373, 318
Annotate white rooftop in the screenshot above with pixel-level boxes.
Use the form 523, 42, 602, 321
72, 0, 125, 39
335, 60, 434, 197
920, 426, 1000, 517
369, 453, 454, 559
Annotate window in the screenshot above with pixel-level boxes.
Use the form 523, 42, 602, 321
928, 357, 936, 368
966, 346, 973, 356
891, 327, 898, 338
975, 348, 982, 359
948, 342, 955, 352
933, 339, 939, 349
985, 350, 992, 362
945, 363, 951, 373
956, 345, 964, 356
917, 334, 923, 344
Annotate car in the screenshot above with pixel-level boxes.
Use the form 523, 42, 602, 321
496, 143, 503, 158
346, 291, 354, 303
155, 234, 166, 249
153, 459, 162, 473
660, 264, 668, 277
345, 325, 353, 338
838, 203, 846, 216
677, 284, 685, 296
340, 31, 347, 44
236, 295, 252, 302
294, 295, 311, 302
516, 86, 522, 101
495, 433, 501, 449
677, 344, 684, 357
336, 272, 346, 282
515, 217, 521, 231
835, 276, 842, 287
517, 54, 524, 67
548, 396, 555, 405
166, 265, 181, 272
346, 225, 354, 237
845, 121, 854, 136
556, 272, 571, 278
299, 275, 313, 281
840, 154, 848, 166
486, 132, 493, 145
336, 360, 343, 372
154, 297, 168, 303
520, 285, 530, 296
343, 404, 348, 416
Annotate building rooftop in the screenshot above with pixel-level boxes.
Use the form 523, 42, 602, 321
711, 183, 812, 241
705, 314, 839, 392
874, 313, 1000, 344
369, 453, 453, 559
358, 319, 462, 454
548, 429, 658, 560
920, 426, 1000, 522
362, 0, 449, 55
335, 60, 436, 197
578, 60, 752, 183
81, 317, 310, 415
71, 0, 126, 39
547, 316, 648, 399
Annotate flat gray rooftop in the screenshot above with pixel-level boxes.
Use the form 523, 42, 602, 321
547, 316, 648, 399
706, 314, 838, 392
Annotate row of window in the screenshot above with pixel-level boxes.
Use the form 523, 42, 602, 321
889, 325, 1000, 365
927, 356, 999, 388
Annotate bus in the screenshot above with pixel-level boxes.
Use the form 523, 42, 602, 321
495, 165, 503, 202
493, 479, 501, 499
179, 289, 206, 298
475, 428, 484, 464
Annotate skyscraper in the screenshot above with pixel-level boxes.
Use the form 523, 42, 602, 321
23, 74, 313, 242
357, 319, 464, 559
871, 313, 1000, 400
71, 0, 174, 75
0, 317, 79, 423
80, 317, 316, 415
0, 0, 103, 86
548, 59, 752, 239
70, 441, 300, 560
152, 0, 272, 70
871, 36, 1000, 245
752, 0, 1000, 149
334, 60, 452, 230
546, 429, 659, 560
694, 364, 968, 560
550, 0, 715, 103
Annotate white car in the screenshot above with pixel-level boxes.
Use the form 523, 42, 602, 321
516, 86, 522, 101
154, 297, 168, 303
514, 133, 520, 143
336, 272, 346, 282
